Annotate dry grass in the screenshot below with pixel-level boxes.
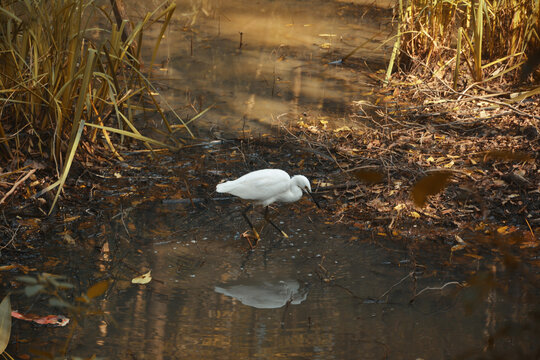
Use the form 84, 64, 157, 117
388, 0, 539, 86
0, 0, 190, 212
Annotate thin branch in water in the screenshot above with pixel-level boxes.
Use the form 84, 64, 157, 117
378, 271, 413, 300
409, 281, 464, 304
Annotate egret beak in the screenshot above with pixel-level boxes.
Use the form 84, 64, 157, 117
307, 190, 321, 209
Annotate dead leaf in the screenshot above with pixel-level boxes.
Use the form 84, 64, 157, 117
11, 311, 69, 327
334, 125, 351, 133
87, 280, 110, 299
464, 253, 483, 260
394, 203, 406, 211
483, 150, 532, 162
0, 265, 17, 271
132, 271, 152, 285
63, 233, 75, 245
451, 244, 466, 252
411, 171, 453, 207
497, 226, 509, 234
352, 168, 385, 184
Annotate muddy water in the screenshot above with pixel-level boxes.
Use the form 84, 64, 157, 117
134, 0, 393, 135
30, 202, 492, 359
17, 190, 535, 359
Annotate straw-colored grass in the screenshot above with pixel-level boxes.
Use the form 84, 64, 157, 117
0, 0, 190, 212
388, 0, 539, 87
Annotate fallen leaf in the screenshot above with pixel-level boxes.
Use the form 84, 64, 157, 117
0, 265, 17, 271
334, 125, 352, 132
519, 241, 538, 249
394, 203, 406, 211
464, 253, 483, 260
497, 226, 509, 234
451, 244, 466, 252
11, 311, 69, 327
132, 271, 152, 285
63, 233, 75, 245
411, 170, 453, 207
483, 150, 532, 162
87, 280, 110, 299
0, 296, 11, 353
352, 168, 385, 184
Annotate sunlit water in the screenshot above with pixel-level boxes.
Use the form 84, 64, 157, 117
133, 0, 393, 135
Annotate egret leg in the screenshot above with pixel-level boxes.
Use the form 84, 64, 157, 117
264, 206, 289, 238
242, 204, 260, 242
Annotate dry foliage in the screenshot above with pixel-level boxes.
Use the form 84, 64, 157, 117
0, 0, 189, 212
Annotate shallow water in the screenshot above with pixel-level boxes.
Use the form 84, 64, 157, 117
133, 0, 393, 135
15, 195, 536, 359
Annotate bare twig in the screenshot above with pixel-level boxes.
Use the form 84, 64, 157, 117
0, 168, 36, 205
0, 225, 20, 251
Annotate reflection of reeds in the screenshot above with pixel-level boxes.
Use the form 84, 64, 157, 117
389, 0, 539, 85
0, 0, 186, 212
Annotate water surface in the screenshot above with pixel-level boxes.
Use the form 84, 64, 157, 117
134, 0, 393, 135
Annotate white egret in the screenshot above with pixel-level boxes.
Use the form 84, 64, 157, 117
216, 169, 319, 243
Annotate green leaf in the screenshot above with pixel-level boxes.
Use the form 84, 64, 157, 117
15, 276, 37, 284
55, 282, 75, 290
48, 298, 71, 308
0, 295, 11, 354
24, 284, 45, 297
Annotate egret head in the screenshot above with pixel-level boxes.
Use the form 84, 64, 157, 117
292, 175, 320, 208
292, 175, 311, 193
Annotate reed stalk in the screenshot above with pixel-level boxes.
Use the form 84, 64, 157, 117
389, 0, 539, 86
0, 0, 190, 212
